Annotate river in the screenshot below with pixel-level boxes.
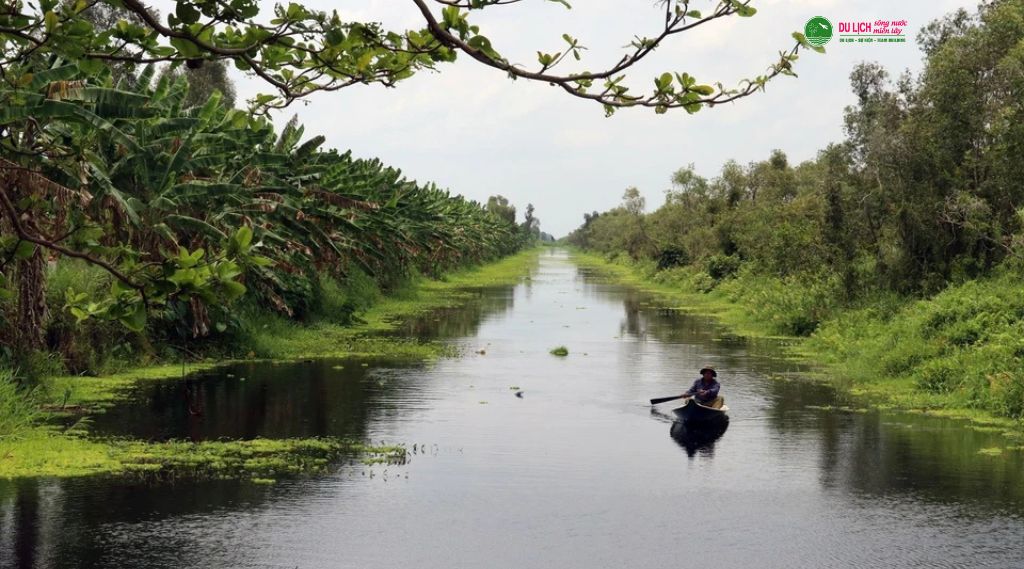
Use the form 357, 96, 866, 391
2, 249, 1023, 568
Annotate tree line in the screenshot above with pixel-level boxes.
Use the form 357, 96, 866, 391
569, 1, 1024, 331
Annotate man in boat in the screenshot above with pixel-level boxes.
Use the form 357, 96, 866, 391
683, 366, 724, 409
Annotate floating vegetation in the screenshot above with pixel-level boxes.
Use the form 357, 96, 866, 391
550, 346, 569, 357
112, 438, 407, 482
805, 405, 869, 414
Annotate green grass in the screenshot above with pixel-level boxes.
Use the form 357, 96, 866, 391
805, 271, 1024, 422
569, 250, 798, 339
0, 368, 42, 438
239, 249, 540, 360
47, 363, 219, 410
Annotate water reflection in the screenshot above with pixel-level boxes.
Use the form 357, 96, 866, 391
650, 407, 729, 458
670, 420, 729, 458
91, 359, 425, 441
394, 285, 518, 339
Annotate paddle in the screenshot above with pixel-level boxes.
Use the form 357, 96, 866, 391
650, 394, 691, 405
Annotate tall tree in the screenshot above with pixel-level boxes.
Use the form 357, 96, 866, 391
487, 195, 517, 225
158, 60, 238, 108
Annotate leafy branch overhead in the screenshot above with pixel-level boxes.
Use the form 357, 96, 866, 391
1, 0, 814, 114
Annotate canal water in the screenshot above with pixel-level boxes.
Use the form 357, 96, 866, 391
2, 249, 1023, 568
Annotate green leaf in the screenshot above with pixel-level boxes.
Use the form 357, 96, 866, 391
14, 240, 36, 260
233, 226, 254, 251
656, 72, 673, 91
221, 280, 247, 301
44, 11, 59, 32
169, 36, 201, 59
119, 302, 147, 332
176, 2, 201, 25
467, 35, 498, 59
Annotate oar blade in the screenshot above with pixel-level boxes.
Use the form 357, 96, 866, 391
650, 394, 684, 405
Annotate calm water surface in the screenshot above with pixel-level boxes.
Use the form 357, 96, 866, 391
3, 249, 1023, 568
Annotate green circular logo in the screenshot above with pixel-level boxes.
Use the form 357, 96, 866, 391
804, 16, 833, 46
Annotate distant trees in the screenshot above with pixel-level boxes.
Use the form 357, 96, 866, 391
487, 196, 517, 225
522, 204, 541, 239
158, 60, 238, 108
569, 0, 1024, 297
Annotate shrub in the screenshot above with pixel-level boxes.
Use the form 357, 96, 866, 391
44, 260, 136, 374
717, 271, 840, 336
311, 269, 382, 325
704, 254, 741, 281
914, 358, 964, 393
656, 248, 689, 270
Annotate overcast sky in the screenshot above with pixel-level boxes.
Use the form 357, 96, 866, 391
165, 0, 978, 236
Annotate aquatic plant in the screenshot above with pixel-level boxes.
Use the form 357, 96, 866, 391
115, 438, 407, 482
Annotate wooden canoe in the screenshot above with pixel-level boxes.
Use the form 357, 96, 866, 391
672, 397, 729, 425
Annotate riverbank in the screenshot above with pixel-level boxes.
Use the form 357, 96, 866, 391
569, 250, 1024, 436
0, 249, 541, 479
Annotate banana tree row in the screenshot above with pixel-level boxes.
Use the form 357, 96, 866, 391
0, 60, 527, 349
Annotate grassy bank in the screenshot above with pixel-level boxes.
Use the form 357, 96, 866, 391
0, 249, 541, 480
570, 250, 1024, 434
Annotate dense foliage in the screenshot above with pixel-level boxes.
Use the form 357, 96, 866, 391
568, 1, 1024, 418
0, 60, 533, 372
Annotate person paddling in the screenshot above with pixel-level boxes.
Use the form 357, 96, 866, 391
682, 366, 723, 409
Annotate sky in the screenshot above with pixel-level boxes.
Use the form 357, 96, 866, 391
158, 0, 978, 236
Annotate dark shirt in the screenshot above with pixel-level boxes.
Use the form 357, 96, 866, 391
684, 377, 720, 403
